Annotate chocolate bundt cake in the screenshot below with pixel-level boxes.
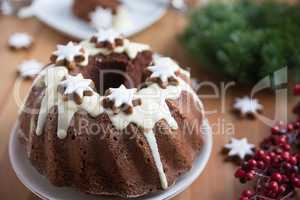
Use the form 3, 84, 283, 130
73, 0, 131, 30
18, 29, 206, 198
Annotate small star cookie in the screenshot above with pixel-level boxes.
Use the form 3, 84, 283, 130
58, 74, 94, 105
90, 28, 123, 49
146, 57, 181, 88
102, 84, 141, 114
51, 42, 87, 70
89, 7, 113, 29
8, 32, 33, 50
224, 137, 255, 162
233, 96, 263, 118
18, 59, 43, 79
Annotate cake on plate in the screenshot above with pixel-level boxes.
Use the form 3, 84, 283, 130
73, 0, 131, 30
18, 29, 206, 198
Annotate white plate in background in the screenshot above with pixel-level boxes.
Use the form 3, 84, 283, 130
26, 0, 168, 39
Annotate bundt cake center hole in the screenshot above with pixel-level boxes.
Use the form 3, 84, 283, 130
82, 58, 134, 95
100, 69, 127, 93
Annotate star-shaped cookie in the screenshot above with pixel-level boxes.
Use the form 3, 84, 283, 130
103, 84, 141, 114
224, 137, 255, 161
233, 96, 263, 118
9, 32, 33, 50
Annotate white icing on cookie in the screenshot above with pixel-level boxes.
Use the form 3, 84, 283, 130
148, 63, 178, 83
9, 32, 33, 49
53, 42, 83, 62
107, 84, 137, 107
18, 59, 43, 78
153, 56, 190, 78
225, 138, 255, 159
59, 74, 93, 98
89, 7, 113, 29
93, 28, 121, 43
233, 96, 263, 116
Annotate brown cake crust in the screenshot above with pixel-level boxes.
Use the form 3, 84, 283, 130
18, 46, 204, 198
73, 0, 121, 21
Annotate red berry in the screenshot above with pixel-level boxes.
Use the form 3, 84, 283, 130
282, 144, 291, 151
278, 185, 286, 194
277, 136, 288, 145
271, 126, 280, 134
257, 161, 265, 169
289, 156, 298, 165
283, 163, 292, 172
293, 84, 300, 96
271, 173, 282, 182
268, 181, 279, 192
242, 189, 253, 197
245, 171, 255, 181
293, 177, 300, 188
294, 121, 300, 129
270, 152, 276, 158
263, 155, 271, 163
235, 168, 246, 178
282, 151, 291, 161
255, 150, 265, 159
239, 197, 249, 200
248, 159, 257, 169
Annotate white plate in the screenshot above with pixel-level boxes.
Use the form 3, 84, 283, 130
27, 0, 168, 39
9, 119, 212, 200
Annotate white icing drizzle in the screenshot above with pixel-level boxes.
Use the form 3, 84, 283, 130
144, 130, 168, 189
57, 95, 78, 139
31, 38, 204, 190
81, 38, 150, 60
36, 67, 68, 136
108, 83, 182, 131
36, 67, 104, 138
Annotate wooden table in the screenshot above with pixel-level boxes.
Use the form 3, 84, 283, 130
0, 10, 297, 200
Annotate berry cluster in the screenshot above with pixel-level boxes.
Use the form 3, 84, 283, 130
235, 84, 300, 200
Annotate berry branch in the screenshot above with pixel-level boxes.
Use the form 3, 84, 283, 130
235, 84, 300, 200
